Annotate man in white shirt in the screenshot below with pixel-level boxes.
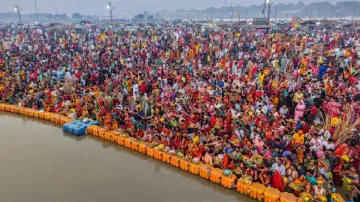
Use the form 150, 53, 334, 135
270, 159, 286, 176
322, 138, 335, 150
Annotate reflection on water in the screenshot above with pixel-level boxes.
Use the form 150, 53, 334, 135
0, 112, 255, 202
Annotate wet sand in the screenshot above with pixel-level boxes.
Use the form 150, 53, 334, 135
0, 112, 255, 202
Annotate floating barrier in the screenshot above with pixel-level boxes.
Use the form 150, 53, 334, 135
280, 192, 297, 202
221, 174, 237, 189
0, 104, 347, 202
264, 187, 281, 202
170, 156, 181, 168
237, 180, 251, 195
161, 153, 171, 164
153, 150, 163, 160
180, 159, 191, 171
63, 119, 99, 136
199, 165, 212, 180
138, 143, 147, 154
146, 147, 154, 157
131, 141, 139, 151
189, 163, 200, 175
210, 168, 223, 184
249, 182, 266, 200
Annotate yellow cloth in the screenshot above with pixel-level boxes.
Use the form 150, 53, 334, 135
293, 133, 304, 145
293, 92, 303, 103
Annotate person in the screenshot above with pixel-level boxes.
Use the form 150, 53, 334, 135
259, 171, 271, 187
286, 164, 298, 183
294, 100, 306, 121
306, 171, 317, 186
270, 158, 286, 176
293, 130, 305, 145
313, 181, 326, 200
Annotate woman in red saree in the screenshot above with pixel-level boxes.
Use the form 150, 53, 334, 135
271, 170, 285, 191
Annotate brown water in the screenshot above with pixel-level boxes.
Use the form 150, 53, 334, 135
0, 112, 255, 202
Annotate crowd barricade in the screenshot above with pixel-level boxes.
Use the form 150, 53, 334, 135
237, 180, 251, 195
9, 105, 16, 113
199, 165, 212, 180
189, 163, 200, 175
38, 112, 46, 119
104, 132, 112, 141
125, 138, 133, 148
86, 125, 99, 135
131, 141, 140, 151
0, 104, 5, 111
15, 107, 22, 114
210, 168, 223, 184
44, 113, 52, 121
280, 192, 297, 202
249, 182, 266, 200
153, 150, 163, 160
146, 147, 154, 157
161, 152, 171, 163
28, 109, 35, 117
33, 110, 40, 118
179, 159, 191, 171
221, 174, 237, 188
117, 136, 126, 146
99, 129, 109, 139
264, 187, 281, 202
138, 143, 147, 154
170, 156, 181, 167
110, 133, 118, 143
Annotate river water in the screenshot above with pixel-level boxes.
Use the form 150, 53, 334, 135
0, 112, 255, 202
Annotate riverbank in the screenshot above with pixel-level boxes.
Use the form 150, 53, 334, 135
0, 111, 255, 202
0, 104, 346, 202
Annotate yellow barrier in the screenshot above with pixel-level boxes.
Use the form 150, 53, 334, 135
38, 112, 46, 119
28, 110, 35, 117
4, 105, 11, 112
44, 113, 52, 121
264, 187, 281, 202
221, 174, 237, 188
153, 150, 163, 160
146, 147, 154, 157
125, 138, 132, 148
104, 132, 112, 141
171, 156, 181, 167
210, 168, 223, 184
9, 105, 16, 113
138, 143, 147, 154
199, 165, 212, 180
117, 136, 126, 146
110, 133, 118, 143
237, 181, 250, 195
249, 182, 266, 200
161, 152, 171, 163
131, 141, 139, 151
280, 192, 297, 202
180, 159, 191, 171
189, 163, 200, 175
86, 125, 98, 135
15, 107, 21, 114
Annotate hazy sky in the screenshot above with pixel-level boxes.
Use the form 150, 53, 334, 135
1, 0, 349, 15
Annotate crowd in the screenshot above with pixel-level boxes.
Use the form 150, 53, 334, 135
0, 22, 359, 202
